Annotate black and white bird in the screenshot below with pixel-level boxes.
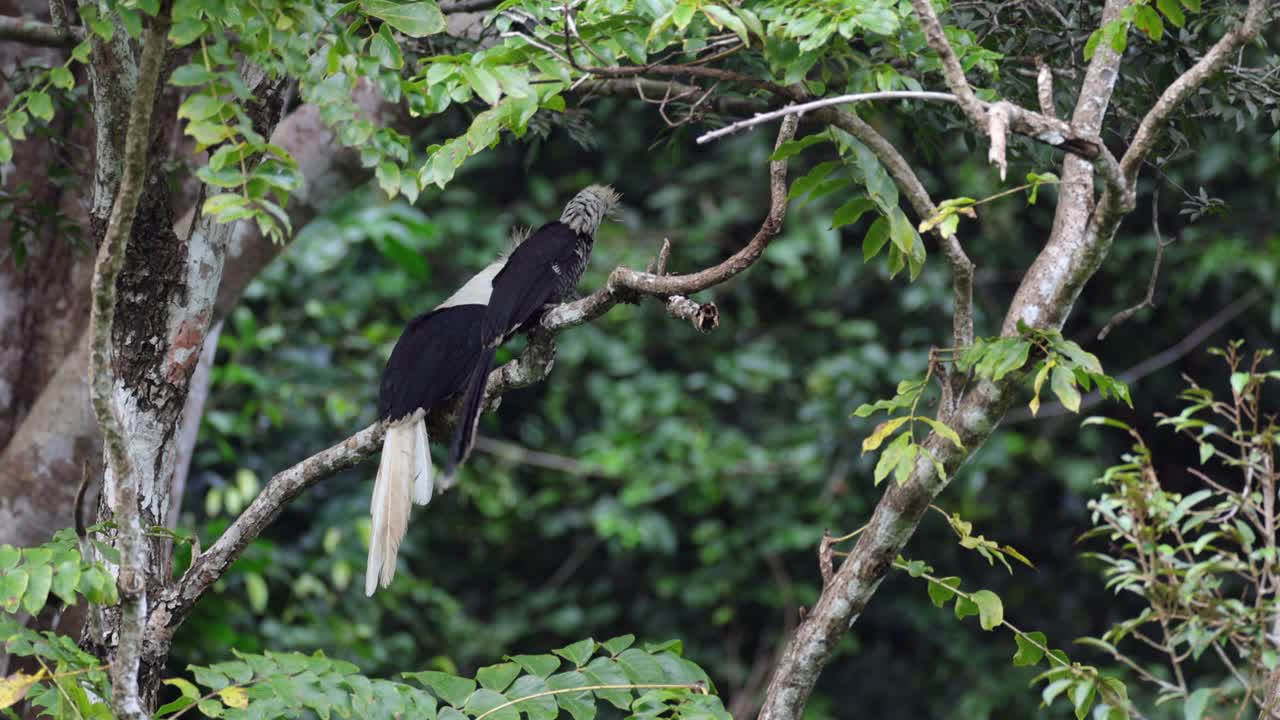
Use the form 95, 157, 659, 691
444, 184, 621, 481
366, 184, 620, 595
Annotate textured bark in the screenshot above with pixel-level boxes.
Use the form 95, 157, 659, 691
754, 1, 1272, 717
0, 38, 95, 449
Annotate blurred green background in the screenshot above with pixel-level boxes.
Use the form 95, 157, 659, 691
174, 95, 1280, 718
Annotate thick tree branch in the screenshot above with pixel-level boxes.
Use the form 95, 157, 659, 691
0, 14, 82, 46
86, 5, 170, 717
162, 116, 801, 626
1119, 0, 1270, 181
908, 0, 1129, 204
755, 4, 1136, 719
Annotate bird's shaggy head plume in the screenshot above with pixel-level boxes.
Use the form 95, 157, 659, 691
561, 184, 621, 236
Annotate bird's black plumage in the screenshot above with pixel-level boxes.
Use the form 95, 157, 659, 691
444, 185, 620, 478
377, 304, 485, 422
482, 221, 591, 345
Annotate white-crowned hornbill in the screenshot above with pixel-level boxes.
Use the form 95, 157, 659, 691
366, 184, 620, 595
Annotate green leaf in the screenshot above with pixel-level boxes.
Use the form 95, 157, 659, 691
1029, 359, 1054, 416
861, 416, 909, 454
71, 40, 91, 63
376, 161, 401, 199
1230, 371, 1250, 396
862, 216, 890, 261
1071, 680, 1096, 720
953, 594, 978, 621
21, 564, 52, 616
244, 572, 268, 614
508, 655, 560, 678
873, 431, 912, 486
581, 657, 630, 710
178, 94, 224, 122
0, 568, 29, 612
927, 576, 961, 607
506, 676, 557, 720
1156, 0, 1185, 27
919, 418, 963, 450
461, 65, 501, 106
770, 132, 828, 160
972, 589, 1003, 630
831, 197, 875, 229
26, 92, 54, 122
476, 663, 520, 693
1051, 365, 1082, 413
546, 672, 595, 720
601, 634, 635, 656
360, 0, 445, 37
370, 28, 405, 69
616, 649, 665, 684
169, 64, 215, 87
49, 66, 74, 90
1184, 688, 1213, 720
50, 560, 80, 605
701, 5, 749, 45
463, 689, 518, 720
1133, 6, 1163, 41
1013, 632, 1047, 667
553, 638, 596, 668
0, 137, 11, 165
1180, 0, 1200, 11
168, 18, 207, 46
672, 0, 696, 30
405, 671, 476, 707
1198, 442, 1214, 464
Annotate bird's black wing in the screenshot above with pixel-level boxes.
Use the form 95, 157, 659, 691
480, 221, 582, 346
378, 304, 486, 421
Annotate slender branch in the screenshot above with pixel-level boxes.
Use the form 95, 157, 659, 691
1120, 0, 1271, 182
908, 0, 1129, 202
694, 91, 960, 145
0, 14, 83, 46
86, 4, 171, 717
907, 0, 986, 125
1097, 184, 1175, 340
163, 117, 801, 626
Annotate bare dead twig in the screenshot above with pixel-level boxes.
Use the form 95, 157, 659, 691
1097, 184, 1176, 340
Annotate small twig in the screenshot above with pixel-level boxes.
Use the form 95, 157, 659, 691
1098, 183, 1176, 339
696, 91, 959, 144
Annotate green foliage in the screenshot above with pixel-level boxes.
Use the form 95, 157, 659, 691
1080, 344, 1280, 718
0, 528, 120, 615
896, 555, 1131, 720
165, 641, 725, 720
957, 324, 1132, 416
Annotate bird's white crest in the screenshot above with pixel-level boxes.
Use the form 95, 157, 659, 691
366, 414, 433, 595
561, 184, 621, 236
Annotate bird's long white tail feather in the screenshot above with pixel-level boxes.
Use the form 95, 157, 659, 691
412, 419, 433, 504
366, 418, 433, 596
